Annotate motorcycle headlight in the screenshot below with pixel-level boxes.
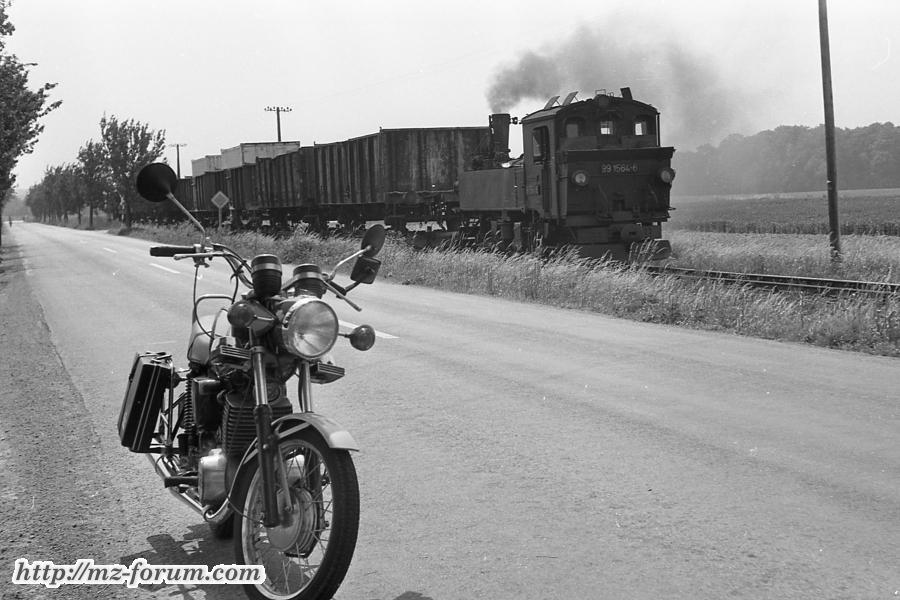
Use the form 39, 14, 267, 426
280, 297, 338, 359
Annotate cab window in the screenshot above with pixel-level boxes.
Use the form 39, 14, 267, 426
564, 118, 585, 138
634, 120, 647, 135
599, 120, 615, 136
532, 126, 549, 162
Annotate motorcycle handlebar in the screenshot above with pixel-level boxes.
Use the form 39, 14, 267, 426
329, 280, 347, 296
149, 245, 196, 257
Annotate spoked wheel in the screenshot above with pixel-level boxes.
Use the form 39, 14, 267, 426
233, 429, 359, 600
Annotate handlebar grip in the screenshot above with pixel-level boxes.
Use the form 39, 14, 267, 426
149, 245, 195, 257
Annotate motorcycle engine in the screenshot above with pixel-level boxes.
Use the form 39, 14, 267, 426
222, 384, 292, 461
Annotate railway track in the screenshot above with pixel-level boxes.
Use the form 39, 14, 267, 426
642, 265, 900, 297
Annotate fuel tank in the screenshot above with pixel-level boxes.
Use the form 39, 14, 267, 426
187, 308, 231, 365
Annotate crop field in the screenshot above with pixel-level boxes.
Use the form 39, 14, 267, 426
668, 188, 900, 235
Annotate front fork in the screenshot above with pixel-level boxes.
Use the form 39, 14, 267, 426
250, 343, 296, 528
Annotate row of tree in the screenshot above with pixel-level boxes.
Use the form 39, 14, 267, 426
25, 116, 166, 228
0, 0, 60, 241
672, 122, 900, 195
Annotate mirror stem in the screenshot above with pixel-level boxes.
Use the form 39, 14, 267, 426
166, 192, 206, 236
329, 247, 368, 280
323, 280, 362, 312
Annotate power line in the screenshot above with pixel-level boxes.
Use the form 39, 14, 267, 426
168, 143, 187, 179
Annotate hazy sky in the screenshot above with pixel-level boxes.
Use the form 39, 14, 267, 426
7, 0, 900, 190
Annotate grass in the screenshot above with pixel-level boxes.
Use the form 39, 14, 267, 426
664, 230, 900, 283
126, 223, 900, 358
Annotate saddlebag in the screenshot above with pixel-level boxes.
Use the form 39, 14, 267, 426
118, 352, 172, 453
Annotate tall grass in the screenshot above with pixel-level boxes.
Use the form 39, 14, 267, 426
128, 224, 900, 357
666, 231, 900, 283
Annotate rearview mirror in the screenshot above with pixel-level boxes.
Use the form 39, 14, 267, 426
136, 163, 178, 203
350, 257, 381, 285
135, 162, 206, 235
361, 225, 385, 258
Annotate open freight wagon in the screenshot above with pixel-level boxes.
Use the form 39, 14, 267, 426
189, 126, 490, 231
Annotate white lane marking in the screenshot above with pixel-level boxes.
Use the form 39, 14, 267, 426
102, 247, 118, 253
150, 263, 180, 274
339, 320, 398, 339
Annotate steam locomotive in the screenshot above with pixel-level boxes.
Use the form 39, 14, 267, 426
180, 88, 675, 259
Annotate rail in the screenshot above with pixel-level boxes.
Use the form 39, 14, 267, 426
641, 266, 900, 297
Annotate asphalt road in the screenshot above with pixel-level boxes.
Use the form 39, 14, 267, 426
2, 222, 899, 599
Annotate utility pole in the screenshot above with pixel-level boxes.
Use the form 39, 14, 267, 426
168, 143, 187, 179
265, 106, 292, 142
818, 0, 841, 263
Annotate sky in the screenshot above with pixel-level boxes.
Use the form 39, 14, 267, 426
6, 0, 900, 191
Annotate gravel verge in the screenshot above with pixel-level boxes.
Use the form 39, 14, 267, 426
0, 234, 123, 600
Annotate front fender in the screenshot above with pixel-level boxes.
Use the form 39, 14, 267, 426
234, 412, 358, 474
273, 412, 359, 451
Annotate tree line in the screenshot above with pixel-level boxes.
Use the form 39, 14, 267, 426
25, 116, 165, 228
672, 122, 900, 195
0, 0, 60, 242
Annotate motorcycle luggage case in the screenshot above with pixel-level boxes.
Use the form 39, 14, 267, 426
118, 352, 172, 453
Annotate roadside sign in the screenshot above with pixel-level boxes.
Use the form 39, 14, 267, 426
211, 191, 230, 209
211, 191, 230, 230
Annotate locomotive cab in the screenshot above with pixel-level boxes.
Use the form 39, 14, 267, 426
521, 89, 675, 259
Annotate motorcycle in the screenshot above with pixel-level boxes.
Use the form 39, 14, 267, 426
118, 162, 384, 599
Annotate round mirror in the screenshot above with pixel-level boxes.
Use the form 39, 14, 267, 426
361, 224, 386, 257
136, 163, 178, 203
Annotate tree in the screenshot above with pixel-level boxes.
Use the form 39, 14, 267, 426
77, 139, 112, 228
24, 164, 82, 223
0, 0, 61, 228
99, 115, 165, 228
672, 123, 900, 195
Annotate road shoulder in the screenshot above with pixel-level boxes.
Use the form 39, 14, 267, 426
0, 234, 121, 599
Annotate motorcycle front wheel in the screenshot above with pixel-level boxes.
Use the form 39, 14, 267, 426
232, 428, 359, 600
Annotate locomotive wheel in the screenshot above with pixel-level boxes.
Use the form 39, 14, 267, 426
232, 429, 359, 600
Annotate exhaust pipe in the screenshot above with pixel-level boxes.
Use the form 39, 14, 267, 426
146, 450, 234, 527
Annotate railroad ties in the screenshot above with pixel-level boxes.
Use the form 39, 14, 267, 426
641, 266, 900, 297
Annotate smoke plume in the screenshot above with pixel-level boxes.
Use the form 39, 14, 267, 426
487, 23, 752, 150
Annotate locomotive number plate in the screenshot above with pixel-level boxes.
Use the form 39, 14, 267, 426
600, 162, 639, 175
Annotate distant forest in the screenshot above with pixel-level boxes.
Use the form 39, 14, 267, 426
671, 122, 900, 195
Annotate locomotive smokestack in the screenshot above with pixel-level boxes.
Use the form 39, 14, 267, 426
489, 113, 511, 162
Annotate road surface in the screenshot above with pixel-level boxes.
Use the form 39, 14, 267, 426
1, 222, 898, 599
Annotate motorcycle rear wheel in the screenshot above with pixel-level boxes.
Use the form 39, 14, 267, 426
232, 428, 359, 600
